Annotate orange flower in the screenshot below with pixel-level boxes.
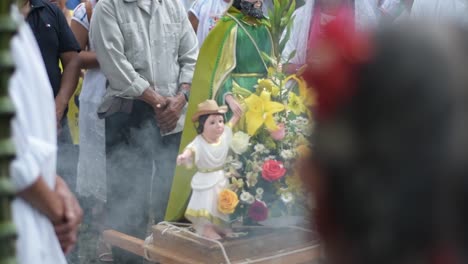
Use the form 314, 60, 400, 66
218, 189, 239, 214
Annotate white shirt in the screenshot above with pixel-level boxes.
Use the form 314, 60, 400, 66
90, 0, 198, 135
189, 0, 229, 47
411, 0, 468, 26
181, 0, 195, 10
355, 0, 380, 30
71, 0, 97, 31
72, 0, 107, 103
282, 0, 315, 65
9, 7, 65, 264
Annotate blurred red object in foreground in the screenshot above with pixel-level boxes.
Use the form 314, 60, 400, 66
303, 8, 372, 121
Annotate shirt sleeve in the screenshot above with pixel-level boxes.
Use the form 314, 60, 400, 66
90, 0, 150, 98
10, 133, 57, 192
53, 4, 81, 53
9, 22, 58, 192
9, 62, 56, 192
177, 2, 199, 84
71, 3, 90, 31
188, 0, 202, 19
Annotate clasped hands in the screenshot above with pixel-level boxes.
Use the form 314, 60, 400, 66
150, 90, 186, 134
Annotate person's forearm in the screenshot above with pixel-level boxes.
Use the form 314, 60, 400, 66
138, 87, 165, 109
17, 176, 64, 223
79, 51, 99, 69
56, 57, 81, 111
229, 114, 241, 127
188, 12, 199, 33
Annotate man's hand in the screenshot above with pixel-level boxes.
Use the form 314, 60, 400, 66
139, 87, 167, 110
54, 176, 83, 254
157, 93, 186, 133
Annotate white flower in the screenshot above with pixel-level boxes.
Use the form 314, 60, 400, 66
225, 167, 240, 178
280, 149, 295, 160
231, 131, 250, 154
231, 160, 243, 170
226, 155, 234, 163
252, 162, 262, 173
246, 195, 255, 204
256, 188, 264, 195
281, 192, 294, 204
255, 194, 263, 200
246, 172, 258, 187
254, 144, 266, 153
240, 191, 251, 202
241, 192, 255, 204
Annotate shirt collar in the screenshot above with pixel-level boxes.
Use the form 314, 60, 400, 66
29, 0, 45, 9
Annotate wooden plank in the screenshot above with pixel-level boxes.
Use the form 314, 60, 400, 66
145, 244, 205, 264
152, 224, 229, 263
103, 228, 321, 264
222, 228, 312, 258
152, 224, 320, 264
232, 244, 322, 264
102, 229, 145, 257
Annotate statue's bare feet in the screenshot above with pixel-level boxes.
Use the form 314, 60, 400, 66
202, 226, 222, 240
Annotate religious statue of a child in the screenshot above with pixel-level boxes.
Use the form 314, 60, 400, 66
177, 100, 241, 240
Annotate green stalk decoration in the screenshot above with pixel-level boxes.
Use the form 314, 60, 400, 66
262, 0, 297, 69
0, 0, 17, 263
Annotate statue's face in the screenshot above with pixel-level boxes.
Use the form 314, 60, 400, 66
202, 115, 225, 140
238, 0, 264, 19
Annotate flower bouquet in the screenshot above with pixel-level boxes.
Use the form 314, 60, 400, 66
221, 0, 316, 225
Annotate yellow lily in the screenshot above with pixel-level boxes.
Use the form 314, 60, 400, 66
244, 91, 285, 136
285, 74, 316, 107
288, 92, 306, 115
256, 78, 280, 97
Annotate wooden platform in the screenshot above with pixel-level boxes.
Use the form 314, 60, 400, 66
103, 224, 321, 264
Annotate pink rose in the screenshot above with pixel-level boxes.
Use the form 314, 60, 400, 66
269, 123, 286, 141
261, 159, 286, 182
248, 200, 269, 222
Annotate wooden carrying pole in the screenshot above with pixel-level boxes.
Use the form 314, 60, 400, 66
0, 0, 17, 263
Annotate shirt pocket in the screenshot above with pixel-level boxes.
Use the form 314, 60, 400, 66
162, 23, 181, 55
120, 22, 145, 68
